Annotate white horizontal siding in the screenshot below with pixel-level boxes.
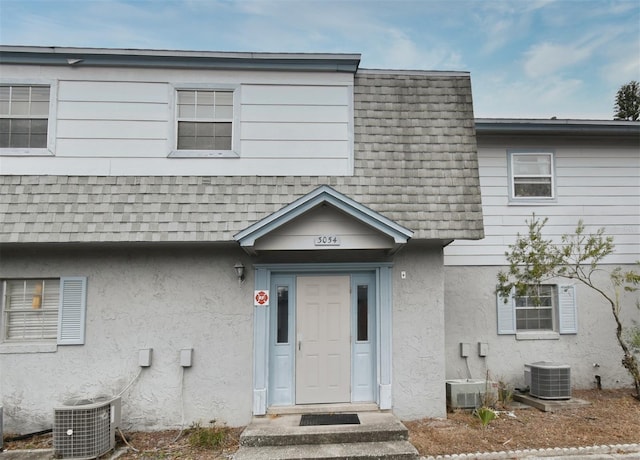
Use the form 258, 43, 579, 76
1, 71, 353, 175
58, 81, 169, 103
240, 122, 348, 141
243, 105, 348, 122
242, 140, 349, 158
255, 206, 393, 250
56, 139, 170, 157
240, 85, 349, 105
57, 120, 168, 140
57, 101, 168, 121
445, 143, 640, 266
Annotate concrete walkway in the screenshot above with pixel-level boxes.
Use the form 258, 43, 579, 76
2, 444, 640, 459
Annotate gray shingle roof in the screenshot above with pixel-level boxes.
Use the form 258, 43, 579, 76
0, 71, 484, 244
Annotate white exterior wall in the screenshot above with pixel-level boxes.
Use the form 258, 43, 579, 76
0, 245, 254, 433
445, 138, 640, 265
392, 242, 446, 420
0, 65, 353, 176
444, 133, 640, 391
1, 242, 448, 432
445, 265, 639, 390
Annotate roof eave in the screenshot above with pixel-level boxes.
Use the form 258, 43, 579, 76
0, 46, 361, 73
475, 118, 640, 137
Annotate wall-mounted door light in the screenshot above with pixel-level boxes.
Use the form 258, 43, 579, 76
234, 262, 245, 284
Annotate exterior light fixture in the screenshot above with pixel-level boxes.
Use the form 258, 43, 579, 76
234, 262, 245, 284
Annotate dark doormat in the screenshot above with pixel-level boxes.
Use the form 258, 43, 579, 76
299, 413, 360, 426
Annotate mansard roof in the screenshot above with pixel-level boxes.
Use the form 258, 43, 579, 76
0, 70, 484, 244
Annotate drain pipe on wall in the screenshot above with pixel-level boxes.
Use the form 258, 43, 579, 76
594, 363, 602, 390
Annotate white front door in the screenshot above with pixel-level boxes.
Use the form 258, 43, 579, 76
295, 275, 351, 404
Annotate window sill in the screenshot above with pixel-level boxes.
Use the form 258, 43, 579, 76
508, 199, 557, 206
516, 331, 560, 341
168, 150, 239, 158
0, 148, 54, 156
0, 342, 57, 354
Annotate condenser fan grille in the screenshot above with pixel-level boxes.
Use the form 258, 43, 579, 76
53, 397, 120, 460
529, 362, 571, 400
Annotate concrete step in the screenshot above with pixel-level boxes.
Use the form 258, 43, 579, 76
241, 412, 409, 447
233, 440, 419, 460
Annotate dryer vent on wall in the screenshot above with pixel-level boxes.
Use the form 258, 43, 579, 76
53, 396, 121, 459
527, 362, 571, 400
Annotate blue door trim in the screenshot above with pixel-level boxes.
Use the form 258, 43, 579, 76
252, 262, 393, 414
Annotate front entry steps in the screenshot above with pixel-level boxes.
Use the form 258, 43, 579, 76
233, 411, 419, 460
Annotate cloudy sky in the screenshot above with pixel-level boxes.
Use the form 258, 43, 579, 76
1, 0, 638, 119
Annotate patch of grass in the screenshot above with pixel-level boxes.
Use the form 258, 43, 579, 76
186, 421, 231, 449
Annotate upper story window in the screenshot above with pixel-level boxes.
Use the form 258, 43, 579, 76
0, 85, 50, 152
509, 152, 555, 200
173, 89, 235, 157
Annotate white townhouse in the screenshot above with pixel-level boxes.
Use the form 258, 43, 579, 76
0, 46, 484, 433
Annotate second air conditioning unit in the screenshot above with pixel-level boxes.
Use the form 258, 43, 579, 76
53, 396, 121, 459
446, 379, 496, 409
527, 362, 571, 400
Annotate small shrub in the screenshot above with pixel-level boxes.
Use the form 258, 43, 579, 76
474, 406, 497, 429
187, 421, 229, 449
497, 380, 513, 409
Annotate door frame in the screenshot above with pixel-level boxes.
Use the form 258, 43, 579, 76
252, 263, 393, 415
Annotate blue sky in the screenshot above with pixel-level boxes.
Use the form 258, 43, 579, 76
1, 0, 638, 119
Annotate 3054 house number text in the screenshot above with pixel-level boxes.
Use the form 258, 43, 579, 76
314, 235, 341, 246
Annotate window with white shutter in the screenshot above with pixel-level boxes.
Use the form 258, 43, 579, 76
497, 284, 576, 336
1, 277, 87, 345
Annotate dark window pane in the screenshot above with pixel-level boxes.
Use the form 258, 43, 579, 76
277, 286, 289, 344
214, 136, 232, 150
31, 134, 47, 148
10, 134, 29, 148
195, 122, 214, 136
514, 178, 552, 197
357, 285, 368, 341
177, 136, 196, 150
11, 119, 30, 134
215, 122, 232, 136
178, 121, 196, 136
31, 119, 48, 134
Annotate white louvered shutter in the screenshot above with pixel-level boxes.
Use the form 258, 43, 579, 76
496, 288, 516, 334
558, 285, 577, 334
57, 277, 87, 345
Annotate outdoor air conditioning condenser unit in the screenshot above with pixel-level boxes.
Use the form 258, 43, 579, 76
527, 362, 571, 400
53, 396, 121, 459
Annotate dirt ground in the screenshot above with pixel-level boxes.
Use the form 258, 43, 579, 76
3, 389, 639, 458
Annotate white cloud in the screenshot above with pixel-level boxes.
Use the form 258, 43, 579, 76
523, 42, 591, 79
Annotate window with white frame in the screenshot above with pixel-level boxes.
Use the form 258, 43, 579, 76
509, 152, 554, 199
514, 284, 554, 331
0, 85, 50, 150
497, 284, 577, 336
176, 89, 233, 152
1, 277, 87, 345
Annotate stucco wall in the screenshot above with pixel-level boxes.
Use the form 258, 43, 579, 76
0, 244, 254, 433
444, 266, 639, 391
392, 242, 446, 420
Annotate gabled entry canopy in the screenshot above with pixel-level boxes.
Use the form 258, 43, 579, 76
234, 185, 413, 254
